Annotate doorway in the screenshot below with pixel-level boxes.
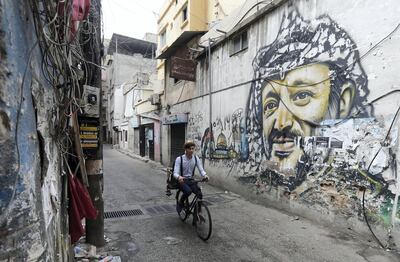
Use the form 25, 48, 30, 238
170, 123, 186, 166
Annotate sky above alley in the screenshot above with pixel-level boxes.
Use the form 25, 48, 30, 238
102, 0, 166, 40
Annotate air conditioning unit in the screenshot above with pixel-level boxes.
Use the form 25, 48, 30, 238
150, 94, 160, 105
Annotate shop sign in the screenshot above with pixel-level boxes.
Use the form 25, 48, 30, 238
141, 117, 154, 125
163, 113, 188, 125
170, 57, 196, 81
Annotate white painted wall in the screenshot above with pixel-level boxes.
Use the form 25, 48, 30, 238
164, 0, 400, 242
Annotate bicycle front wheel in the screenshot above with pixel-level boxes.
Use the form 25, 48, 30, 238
195, 202, 212, 241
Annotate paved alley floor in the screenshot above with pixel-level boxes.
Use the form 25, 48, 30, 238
101, 145, 400, 262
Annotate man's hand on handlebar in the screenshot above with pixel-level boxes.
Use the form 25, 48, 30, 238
179, 176, 208, 183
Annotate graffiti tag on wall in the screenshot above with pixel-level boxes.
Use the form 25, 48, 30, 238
199, 7, 400, 225
187, 112, 204, 149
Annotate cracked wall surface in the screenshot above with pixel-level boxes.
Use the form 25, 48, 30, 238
169, 0, 400, 246
0, 1, 67, 260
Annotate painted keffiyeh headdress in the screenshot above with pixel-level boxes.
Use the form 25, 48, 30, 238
244, 7, 368, 173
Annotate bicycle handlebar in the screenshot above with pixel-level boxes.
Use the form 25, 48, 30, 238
183, 177, 208, 183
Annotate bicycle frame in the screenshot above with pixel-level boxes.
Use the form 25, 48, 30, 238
174, 180, 212, 241
176, 178, 205, 213
185, 193, 201, 216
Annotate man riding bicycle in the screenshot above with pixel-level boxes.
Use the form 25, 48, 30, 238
174, 141, 209, 213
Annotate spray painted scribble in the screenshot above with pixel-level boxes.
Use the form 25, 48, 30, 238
187, 112, 204, 149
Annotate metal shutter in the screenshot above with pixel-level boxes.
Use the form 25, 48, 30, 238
170, 123, 186, 166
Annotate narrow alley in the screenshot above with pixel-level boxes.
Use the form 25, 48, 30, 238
100, 146, 399, 262
3, 1, 400, 261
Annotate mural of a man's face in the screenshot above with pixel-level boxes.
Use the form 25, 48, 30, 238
262, 63, 332, 169
245, 8, 369, 188
262, 63, 358, 171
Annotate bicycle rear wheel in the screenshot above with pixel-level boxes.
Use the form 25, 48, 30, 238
195, 202, 212, 241
176, 190, 189, 221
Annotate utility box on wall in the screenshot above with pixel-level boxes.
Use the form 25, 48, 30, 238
82, 85, 100, 117
79, 117, 100, 159
150, 94, 160, 105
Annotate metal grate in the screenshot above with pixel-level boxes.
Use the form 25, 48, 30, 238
103, 195, 227, 219
104, 209, 144, 219
204, 195, 225, 204
145, 204, 176, 215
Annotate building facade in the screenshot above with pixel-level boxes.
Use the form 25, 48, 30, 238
158, 0, 400, 245
156, 0, 247, 165
104, 34, 163, 161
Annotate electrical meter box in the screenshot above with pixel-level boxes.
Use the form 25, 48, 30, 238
82, 85, 100, 117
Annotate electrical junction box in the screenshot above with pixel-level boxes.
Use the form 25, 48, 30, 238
150, 94, 160, 105
82, 85, 100, 117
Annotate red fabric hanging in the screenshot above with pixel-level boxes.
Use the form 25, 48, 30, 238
72, 0, 91, 21
68, 173, 98, 244
71, 0, 91, 36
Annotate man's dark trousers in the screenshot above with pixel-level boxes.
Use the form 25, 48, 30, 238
179, 181, 202, 205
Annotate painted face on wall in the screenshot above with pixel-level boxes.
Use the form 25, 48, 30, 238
245, 8, 369, 188
262, 63, 332, 170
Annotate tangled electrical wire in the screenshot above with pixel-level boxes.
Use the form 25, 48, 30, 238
29, 0, 101, 159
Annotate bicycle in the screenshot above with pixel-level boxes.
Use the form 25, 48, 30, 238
174, 178, 212, 241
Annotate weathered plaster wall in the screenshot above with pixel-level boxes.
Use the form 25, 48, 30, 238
154, 121, 161, 163
108, 53, 155, 123
206, 0, 247, 26
182, 0, 400, 244
0, 1, 66, 260
161, 122, 170, 166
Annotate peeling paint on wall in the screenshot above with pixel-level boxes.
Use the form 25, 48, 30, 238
191, 0, 400, 244
0, 0, 67, 260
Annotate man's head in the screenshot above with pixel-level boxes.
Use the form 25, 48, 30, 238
184, 141, 196, 158
246, 9, 369, 181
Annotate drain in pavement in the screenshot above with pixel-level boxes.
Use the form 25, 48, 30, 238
104, 195, 228, 219
104, 209, 144, 219
145, 205, 175, 215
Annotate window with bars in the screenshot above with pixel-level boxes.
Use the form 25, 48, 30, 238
230, 30, 248, 55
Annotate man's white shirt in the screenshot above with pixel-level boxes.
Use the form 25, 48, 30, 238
173, 154, 206, 179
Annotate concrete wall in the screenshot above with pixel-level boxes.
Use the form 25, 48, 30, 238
171, 0, 400, 243
161, 122, 170, 166
154, 121, 162, 162
206, 0, 246, 26
0, 1, 67, 260
113, 87, 124, 129
107, 52, 156, 145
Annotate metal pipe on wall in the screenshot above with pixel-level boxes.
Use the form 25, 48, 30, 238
208, 38, 212, 159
